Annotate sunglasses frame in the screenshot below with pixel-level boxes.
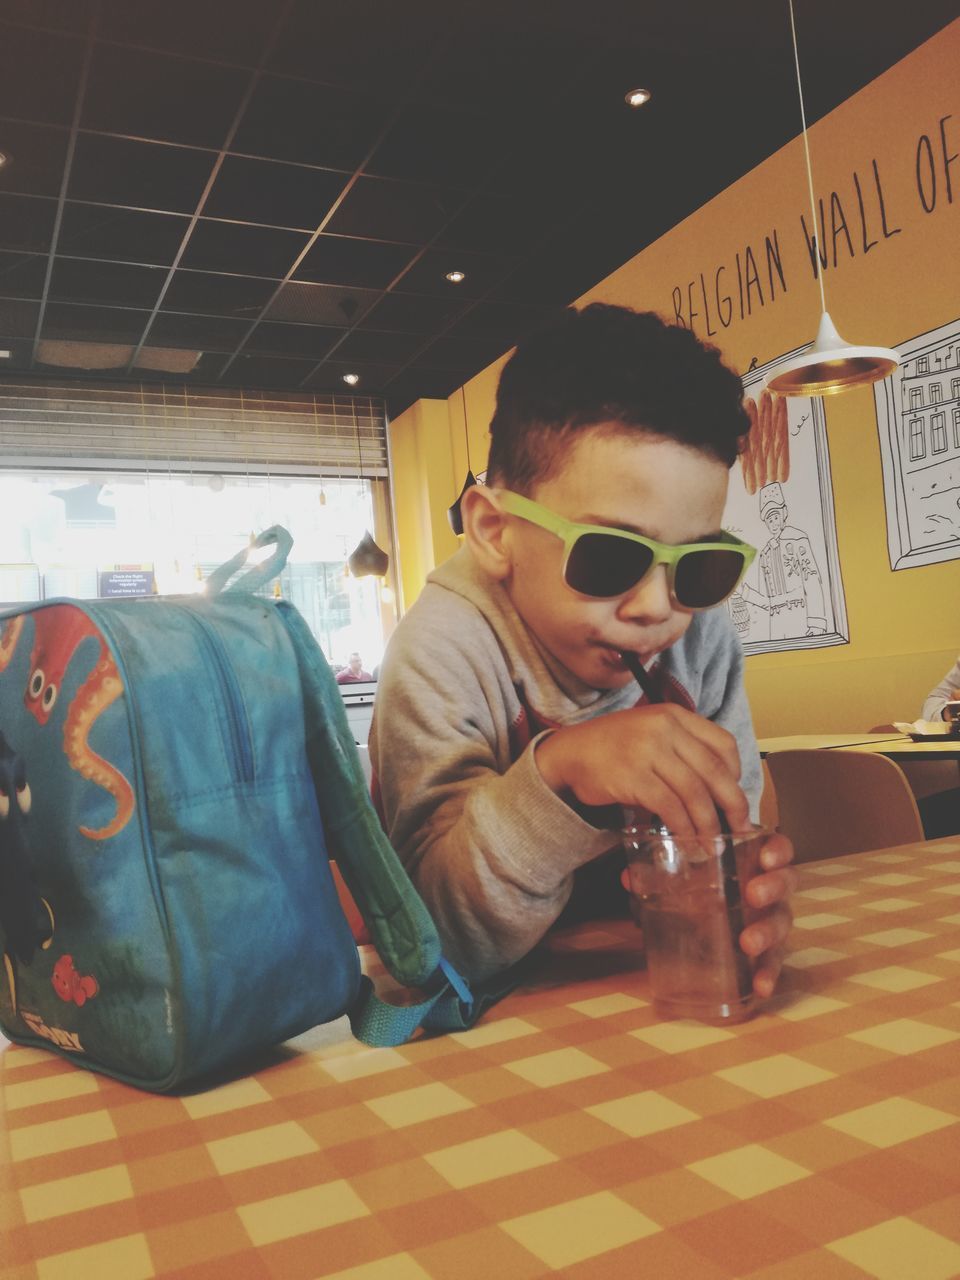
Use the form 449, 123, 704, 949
497, 489, 756, 608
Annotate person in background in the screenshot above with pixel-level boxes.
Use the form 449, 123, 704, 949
914, 655, 960, 838
370, 303, 794, 986
922, 656, 960, 722
336, 652, 374, 684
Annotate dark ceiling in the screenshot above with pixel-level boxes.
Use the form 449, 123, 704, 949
0, 0, 955, 418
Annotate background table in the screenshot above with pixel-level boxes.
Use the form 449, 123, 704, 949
4, 836, 960, 1280
758, 733, 960, 763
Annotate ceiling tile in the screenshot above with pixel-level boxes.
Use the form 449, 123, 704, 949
267, 0, 445, 93
49, 257, 167, 308
0, 298, 40, 339
0, 194, 58, 253
397, 248, 516, 298
82, 44, 250, 147
0, 20, 85, 124
294, 236, 416, 289
226, 351, 323, 389
68, 135, 214, 213
334, 328, 424, 365
446, 300, 566, 341
366, 104, 505, 186
303, 360, 401, 394
99, 0, 278, 63
325, 176, 461, 244
147, 311, 254, 352
264, 281, 379, 327
204, 155, 345, 229
0, 121, 69, 199
0, 252, 49, 299
180, 220, 310, 276
242, 321, 343, 360
58, 204, 189, 265
360, 291, 469, 335
161, 269, 278, 318
413, 332, 508, 371
232, 75, 389, 170
436, 192, 554, 255
42, 301, 153, 344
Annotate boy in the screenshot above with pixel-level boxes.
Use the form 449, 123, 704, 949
370, 304, 794, 987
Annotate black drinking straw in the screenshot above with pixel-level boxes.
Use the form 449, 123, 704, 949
621, 651, 662, 704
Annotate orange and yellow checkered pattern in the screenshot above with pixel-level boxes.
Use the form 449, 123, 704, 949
3, 836, 960, 1279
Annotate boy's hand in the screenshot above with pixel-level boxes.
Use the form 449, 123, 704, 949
535, 703, 750, 835
738, 832, 795, 998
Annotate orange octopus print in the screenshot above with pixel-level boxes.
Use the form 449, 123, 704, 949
23, 606, 135, 841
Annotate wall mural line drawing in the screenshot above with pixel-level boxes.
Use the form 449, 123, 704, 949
874, 316, 960, 571
722, 353, 849, 655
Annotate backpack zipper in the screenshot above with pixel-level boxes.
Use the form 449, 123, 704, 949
181, 608, 255, 783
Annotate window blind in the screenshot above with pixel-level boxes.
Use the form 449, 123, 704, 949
0, 380, 388, 477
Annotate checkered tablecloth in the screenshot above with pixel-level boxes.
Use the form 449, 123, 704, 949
4, 836, 960, 1280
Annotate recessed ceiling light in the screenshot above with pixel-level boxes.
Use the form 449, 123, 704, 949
625, 88, 651, 108
0, 350, 11, 359
342, 372, 360, 386
445, 270, 466, 284
0, 152, 9, 169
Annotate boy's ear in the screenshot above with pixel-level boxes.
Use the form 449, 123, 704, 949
460, 484, 512, 581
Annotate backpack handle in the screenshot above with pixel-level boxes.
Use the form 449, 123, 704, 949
206, 526, 293, 596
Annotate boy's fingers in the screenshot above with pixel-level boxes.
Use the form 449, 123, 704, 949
759, 832, 795, 869
745, 867, 796, 909
740, 903, 792, 957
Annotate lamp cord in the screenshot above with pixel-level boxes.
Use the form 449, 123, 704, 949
788, 0, 827, 314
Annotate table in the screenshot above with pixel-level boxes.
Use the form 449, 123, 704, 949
4, 836, 960, 1280
758, 732, 960, 763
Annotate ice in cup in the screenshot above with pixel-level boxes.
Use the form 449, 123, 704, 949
622, 825, 768, 1024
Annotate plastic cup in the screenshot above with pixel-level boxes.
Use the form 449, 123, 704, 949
622, 825, 769, 1024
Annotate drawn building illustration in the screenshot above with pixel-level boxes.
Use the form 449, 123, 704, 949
875, 318, 960, 570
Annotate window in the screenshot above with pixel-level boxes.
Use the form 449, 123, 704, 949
954, 408, 960, 450
910, 387, 924, 409
931, 412, 947, 454
0, 468, 395, 673
909, 418, 926, 460
930, 383, 942, 404
917, 356, 929, 374
952, 378, 960, 401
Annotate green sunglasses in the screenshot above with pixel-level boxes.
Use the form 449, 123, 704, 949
498, 490, 756, 609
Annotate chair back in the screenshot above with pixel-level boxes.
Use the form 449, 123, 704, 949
759, 758, 779, 831
764, 749, 924, 862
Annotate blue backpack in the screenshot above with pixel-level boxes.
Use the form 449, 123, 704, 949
0, 528, 498, 1092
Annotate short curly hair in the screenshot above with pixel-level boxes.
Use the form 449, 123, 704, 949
486, 303, 749, 491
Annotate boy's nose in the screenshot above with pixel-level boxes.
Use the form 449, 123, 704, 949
616, 564, 674, 624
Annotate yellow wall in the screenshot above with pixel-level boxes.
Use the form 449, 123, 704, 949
390, 21, 960, 734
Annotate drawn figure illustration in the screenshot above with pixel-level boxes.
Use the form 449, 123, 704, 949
0, 730, 55, 1014
23, 606, 134, 840
51, 954, 99, 1006
738, 482, 827, 639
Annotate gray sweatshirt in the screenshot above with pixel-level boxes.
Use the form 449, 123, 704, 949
370, 546, 761, 980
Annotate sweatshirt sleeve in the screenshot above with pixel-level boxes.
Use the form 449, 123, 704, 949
922, 656, 960, 722
687, 610, 763, 824
369, 598, 619, 980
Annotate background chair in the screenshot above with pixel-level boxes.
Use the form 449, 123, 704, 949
764, 749, 924, 862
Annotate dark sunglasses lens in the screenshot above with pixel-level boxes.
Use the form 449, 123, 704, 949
565, 532, 654, 597
674, 549, 746, 608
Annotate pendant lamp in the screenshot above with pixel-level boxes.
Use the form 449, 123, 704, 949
447, 386, 477, 536
766, 0, 898, 397
346, 400, 390, 578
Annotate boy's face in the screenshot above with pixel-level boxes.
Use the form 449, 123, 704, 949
500, 427, 730, 690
